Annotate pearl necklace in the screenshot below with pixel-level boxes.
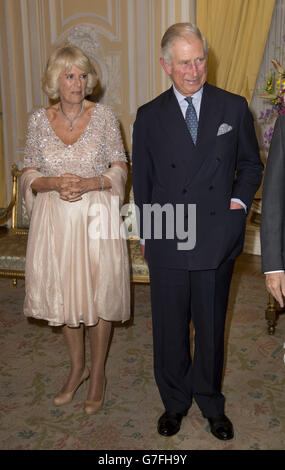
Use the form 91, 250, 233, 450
59, 100, 85, 131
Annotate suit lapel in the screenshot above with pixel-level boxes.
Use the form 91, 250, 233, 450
184, 82, 224, 187
157, 85, 224, 187
196, 82, 223, 149
158, 87, 196, 172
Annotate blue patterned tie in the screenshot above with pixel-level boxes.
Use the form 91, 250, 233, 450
185, 97, 198, 145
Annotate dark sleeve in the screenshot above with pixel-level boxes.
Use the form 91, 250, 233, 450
231, 98, 264, 210
261, 116, 285, 272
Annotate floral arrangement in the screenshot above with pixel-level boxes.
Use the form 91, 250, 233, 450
259, 59, 285, 150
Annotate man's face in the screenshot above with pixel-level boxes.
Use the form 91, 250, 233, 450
161, 35, 207, 96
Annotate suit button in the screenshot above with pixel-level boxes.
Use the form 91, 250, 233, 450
182, 189, 187, 194
171, 163, 176, 168
216, 157, 221, 162
209, 185, 214, 190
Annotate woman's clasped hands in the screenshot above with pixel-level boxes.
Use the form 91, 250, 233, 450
58, 173, 92, 202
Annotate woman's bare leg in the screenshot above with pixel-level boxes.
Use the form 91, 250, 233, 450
87, 319, 112, 401
60, 324, 86, 392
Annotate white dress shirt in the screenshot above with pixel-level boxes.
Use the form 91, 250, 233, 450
173, 84, 203, 119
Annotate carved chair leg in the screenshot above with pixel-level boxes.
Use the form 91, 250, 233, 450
265, 293, 277, 335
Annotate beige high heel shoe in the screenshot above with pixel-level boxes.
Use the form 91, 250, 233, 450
84, 379, 106, 415
53, 366, 90, 406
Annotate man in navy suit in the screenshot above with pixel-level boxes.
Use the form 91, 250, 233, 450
132, 23, 263, 440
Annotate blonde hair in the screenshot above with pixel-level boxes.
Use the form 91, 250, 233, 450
161, 23, 208, 64
42, 45, 98, 100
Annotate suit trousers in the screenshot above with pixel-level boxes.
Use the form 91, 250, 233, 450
148, 259, 234, 418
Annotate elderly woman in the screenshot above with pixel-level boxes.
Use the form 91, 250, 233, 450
21, 45, 130, 415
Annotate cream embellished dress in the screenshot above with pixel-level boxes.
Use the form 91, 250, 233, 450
21, 104, 130, 327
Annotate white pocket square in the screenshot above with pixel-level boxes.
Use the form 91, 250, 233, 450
217, 123, 233, 136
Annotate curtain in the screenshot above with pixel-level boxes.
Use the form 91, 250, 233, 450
197, 0, 275, 103
251, 0, 285, 146
0, 84, 6, 207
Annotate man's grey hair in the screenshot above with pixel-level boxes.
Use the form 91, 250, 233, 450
161, 23, 208, 64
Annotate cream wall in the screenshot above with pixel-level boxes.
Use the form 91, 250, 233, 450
0, 0, 196, 200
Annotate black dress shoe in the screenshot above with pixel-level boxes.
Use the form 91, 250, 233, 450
157, 411, 186, 437
208, 414, 234, 440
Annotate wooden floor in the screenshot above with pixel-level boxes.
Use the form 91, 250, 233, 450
235, 252, 263, 274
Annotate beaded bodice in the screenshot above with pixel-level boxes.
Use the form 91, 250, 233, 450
24, 103, 126, 177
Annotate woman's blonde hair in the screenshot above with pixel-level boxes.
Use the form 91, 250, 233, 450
42, 44, 98, 100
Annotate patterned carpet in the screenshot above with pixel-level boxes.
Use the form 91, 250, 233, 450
0, 253, 284, 451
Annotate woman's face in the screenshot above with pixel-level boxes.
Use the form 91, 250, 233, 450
58, 64, 88, 105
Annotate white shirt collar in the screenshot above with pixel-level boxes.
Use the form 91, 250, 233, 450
172, 84, 204, 105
